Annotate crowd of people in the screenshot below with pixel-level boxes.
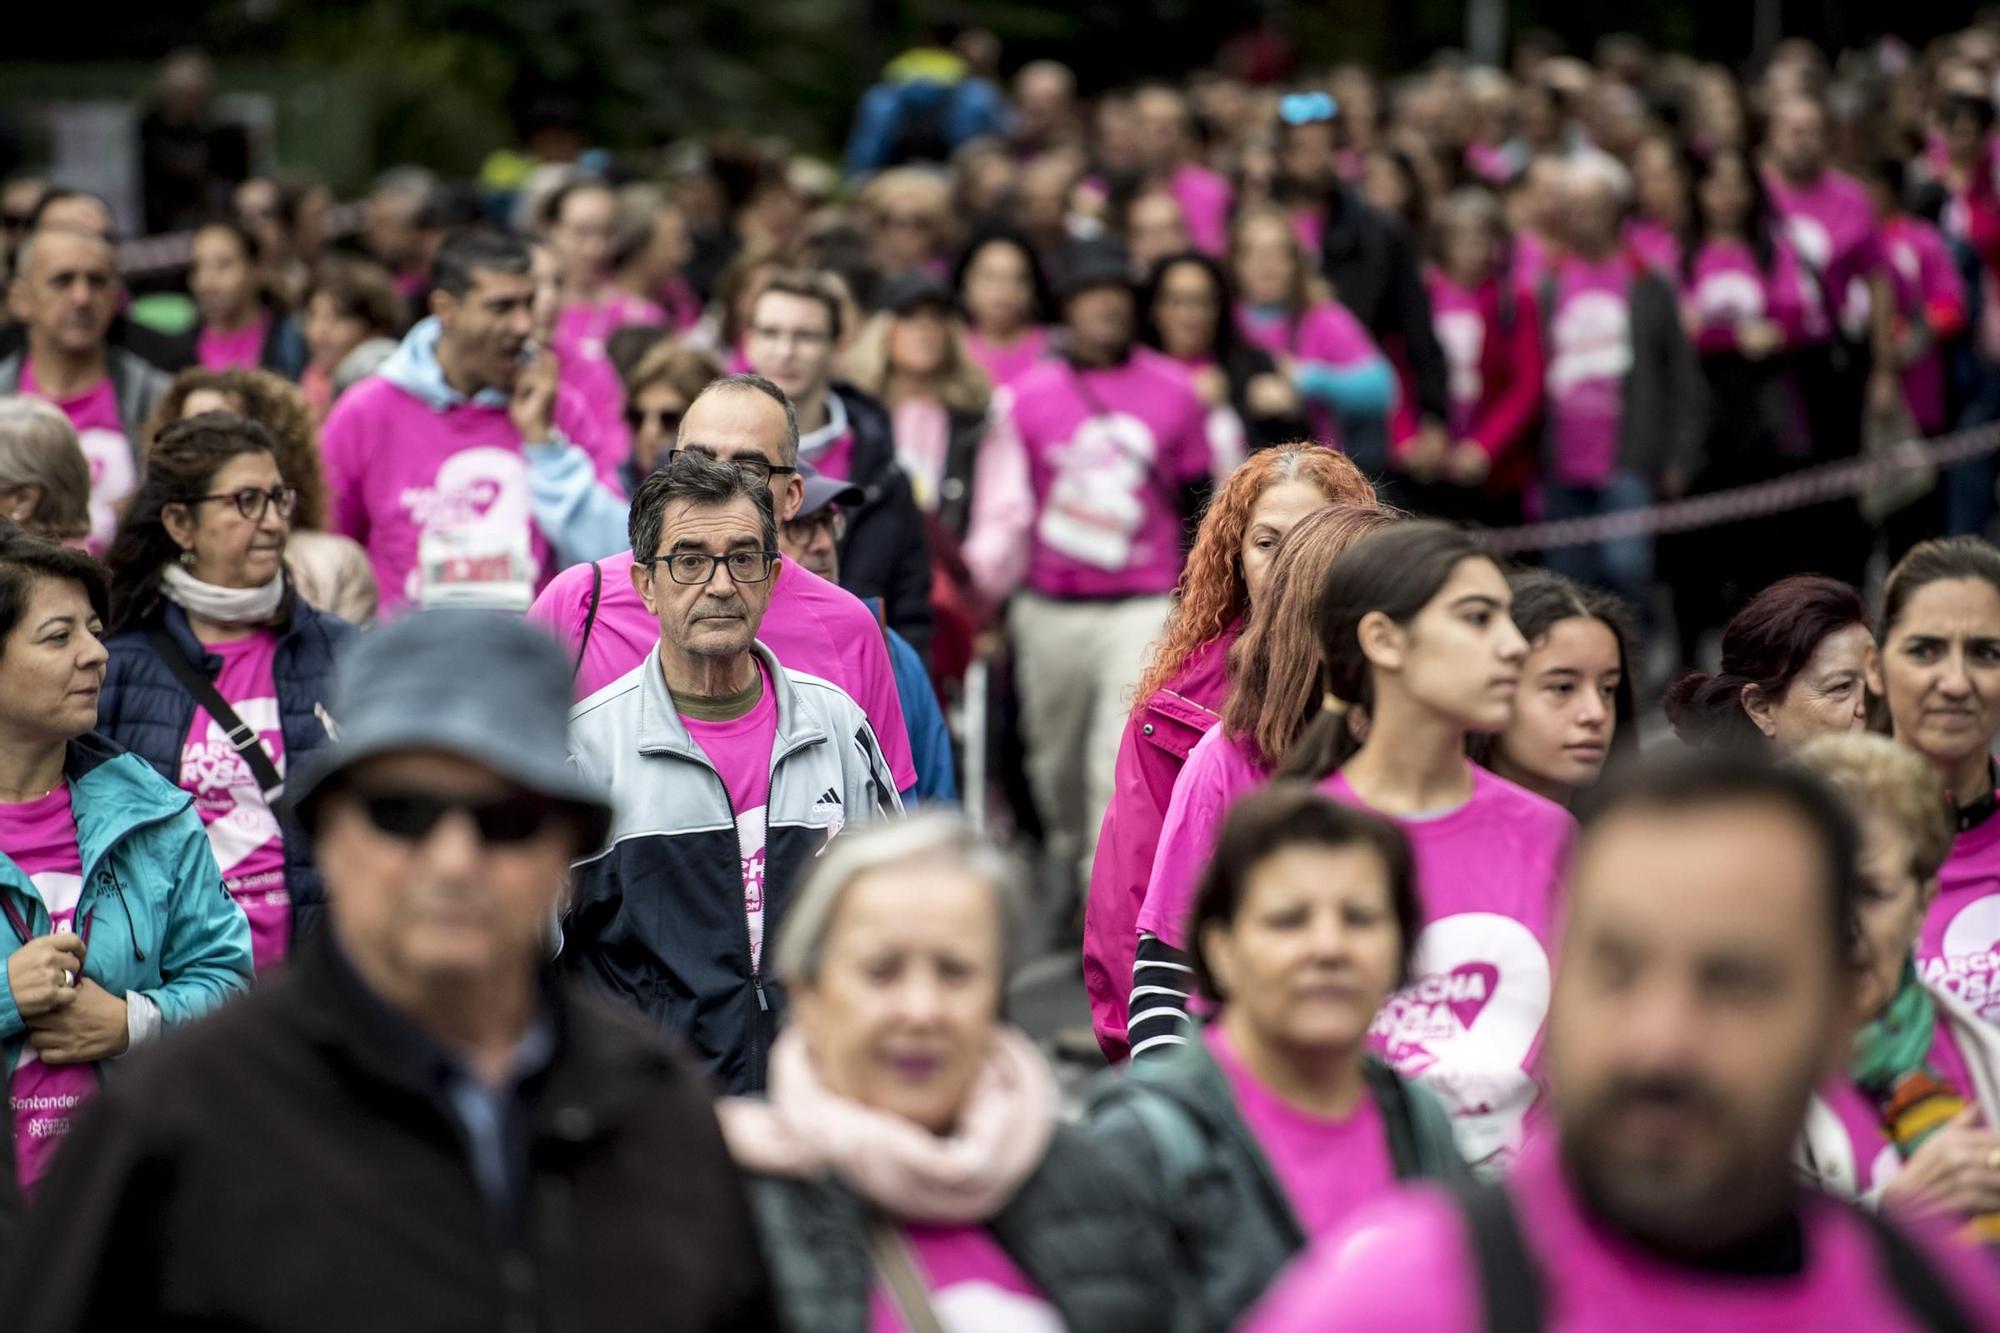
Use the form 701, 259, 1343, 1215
0, 17, 1998, 1332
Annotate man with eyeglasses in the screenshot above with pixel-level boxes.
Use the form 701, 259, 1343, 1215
527, 373, 920, 805
2, 609, 781, 1331
321, 227, 615, 617
745, 269, 933, 656
0, 225, 169, 552
565, 450, 901, 1094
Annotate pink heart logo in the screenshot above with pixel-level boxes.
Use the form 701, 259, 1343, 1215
1445, 962, 1499, 1031
461, 479, 503, 517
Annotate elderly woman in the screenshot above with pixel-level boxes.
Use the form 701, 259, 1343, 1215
0, 531, 252, 1193
1794, 732, 2000, 1243
1092, 785, 1463, 1330
97, 413, 352, 972
718, 814, 1182, 1332
1662, 575, 1872, 754
0, 396, 92, 545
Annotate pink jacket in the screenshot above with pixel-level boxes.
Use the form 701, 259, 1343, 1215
1082, 624, 1238, 1061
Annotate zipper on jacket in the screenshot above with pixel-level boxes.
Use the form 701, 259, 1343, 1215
110, 867, 145, 961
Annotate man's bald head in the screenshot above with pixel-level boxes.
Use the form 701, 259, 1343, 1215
674, 374, 805, 523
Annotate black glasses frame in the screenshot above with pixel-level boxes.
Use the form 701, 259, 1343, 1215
647, 550, 781, 586
188, 485, 299, 521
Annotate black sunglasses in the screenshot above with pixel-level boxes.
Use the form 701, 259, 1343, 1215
627, 405, 686, 435
349, 788, 569, 846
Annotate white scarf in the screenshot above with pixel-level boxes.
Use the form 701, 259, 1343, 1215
160, 562, 285, 626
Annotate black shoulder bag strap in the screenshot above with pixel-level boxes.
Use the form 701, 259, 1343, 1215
572, 560, 603, 683
1447, 1178, 1545, 1333
147, 627, 284, 802
1854, 1205, 1975, 1333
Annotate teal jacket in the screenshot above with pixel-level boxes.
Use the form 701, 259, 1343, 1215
0, 733, 254, 1078
1086, 1034, 1465, 1332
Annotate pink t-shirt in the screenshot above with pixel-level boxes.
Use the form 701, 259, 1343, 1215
891, 397, 952, 512
528, 554, 918, 793
558, 349, 635, 484
1882, 215, 1965, 434
179, 631, 288, 973
553, 291, 665, 365
0, 784, 94, 1191
1171, 163, 1235, 256
19, 359, 135, 556
320, 375, 605, 617
1623, 218, 1681, 275
965, 327, 1051, 392
196, 315, 269, 371
867, 1225, 1060, 1333
1137, 725, 1269, 949
1236, 300, 1384, 450
1207, 1024, 1399, 1240
1919, 815, 2000, 1023
1323, 764, 1575, 1167
1428, 277, 1488, 439
1510, 231, 1553, 289
1544, 256, 1634, 488
1820, 1018, 1978, 1200
1682, 237, 1817, 355
1766, 168, 1885, 339
1243, 1135, 2000, 1333
1004, 348, 1210, 600
681, 662, 779, 971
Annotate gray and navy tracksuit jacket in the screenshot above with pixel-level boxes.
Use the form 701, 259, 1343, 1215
564, 640, 901, 1093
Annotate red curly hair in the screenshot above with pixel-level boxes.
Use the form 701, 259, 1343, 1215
1130, 443, 1376, 713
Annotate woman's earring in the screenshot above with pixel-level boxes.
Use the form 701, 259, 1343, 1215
179, 549, 198, 569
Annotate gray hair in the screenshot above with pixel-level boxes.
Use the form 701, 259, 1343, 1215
627, 448, 778, 565
773, 813, 1027, 988
11, 225, 115, 289
0, 396, 91, 540
685, 372, 801, 465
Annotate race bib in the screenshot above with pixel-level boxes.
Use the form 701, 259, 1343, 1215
1035, 412, 1157, 571
403, 447, 539, 611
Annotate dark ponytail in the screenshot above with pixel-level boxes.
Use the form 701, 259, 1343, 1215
1661, 575, 1868, 755
1276, 520, 1493, 783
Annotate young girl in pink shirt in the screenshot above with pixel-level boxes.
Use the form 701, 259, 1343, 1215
1280, 521, 1576, 1168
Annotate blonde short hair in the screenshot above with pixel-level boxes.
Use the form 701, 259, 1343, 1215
772, 813, 1024, 988
0, 395, 91, 541
1793, 732, 1954, 884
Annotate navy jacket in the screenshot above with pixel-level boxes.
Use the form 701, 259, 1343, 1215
98, 594, 353, 945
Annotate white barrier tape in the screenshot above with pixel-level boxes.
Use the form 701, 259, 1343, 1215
1483, 422, 2000, 554
114, 202, 363, 280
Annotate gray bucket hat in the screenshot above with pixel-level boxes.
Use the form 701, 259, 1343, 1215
288, 609, 612, 845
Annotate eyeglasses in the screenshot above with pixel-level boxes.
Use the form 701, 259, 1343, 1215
783, 509, 846, 543
1279, 92, 1340, 127
0, 212, 31, 234
647, 550, 779, 585
190, 485, 299, 521
669, 446, 797, 486
349, 787, 568, 846
627, 405, 686, 436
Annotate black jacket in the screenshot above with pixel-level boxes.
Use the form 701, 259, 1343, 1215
829, 383, 935, 659
1317, 185, 1450, 424
746, 1124, 1188, 1333
0, 930, 780, 1332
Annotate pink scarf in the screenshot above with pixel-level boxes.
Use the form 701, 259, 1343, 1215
717, 1025, 1058, 1224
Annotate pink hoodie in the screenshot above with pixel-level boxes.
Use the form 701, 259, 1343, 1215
1082, 626, 1237, 1060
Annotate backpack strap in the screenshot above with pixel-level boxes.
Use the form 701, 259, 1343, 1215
1117, 1086, 1209, 1202
1852, 1205, 1974, 1333
1445, 1179, 1545, 1333
147, 627, 284, 801
572, 560, 602, 683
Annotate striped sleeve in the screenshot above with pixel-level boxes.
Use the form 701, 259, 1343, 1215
1128, 932, 1196, 1060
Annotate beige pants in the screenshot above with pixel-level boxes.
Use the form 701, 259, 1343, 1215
1008, 591, 1172, 882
